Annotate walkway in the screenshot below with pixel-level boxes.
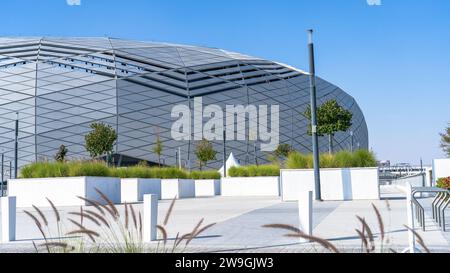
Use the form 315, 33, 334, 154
0, 186, 449, 253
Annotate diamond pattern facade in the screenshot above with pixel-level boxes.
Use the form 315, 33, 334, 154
0, 37, 369, 171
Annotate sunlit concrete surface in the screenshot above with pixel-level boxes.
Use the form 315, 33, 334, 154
0, 187, 449, 253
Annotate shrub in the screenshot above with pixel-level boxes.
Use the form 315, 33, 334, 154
228, 165, 280, 177
334, 151, 354, 168
286, 152, 313, 169
67, 161, 110, 177
352, 150, 377, 168
437, 177, 450, 190
20, 161, 221, 180
320, 154, 336, 168
188, 170, 221, 180
20, 161, 70, 178
285, 150, 377, 169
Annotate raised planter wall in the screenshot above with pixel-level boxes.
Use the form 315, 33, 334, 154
8, 177, 121, 208
221, 177, 280, 197
433, 159, 450, 182
195, 180, 220, 197
121, 179, 161, 203
281, 168, 380, 201
161, 179, 195, 200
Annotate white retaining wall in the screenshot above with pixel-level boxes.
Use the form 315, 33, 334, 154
160, 179, 195, 199
121, 179, 161, 203
195, 180, 220, 197
221, 177, 280, 197
281, 168, 380, 201
433, 159, 450, 182
8, 177, 121, 208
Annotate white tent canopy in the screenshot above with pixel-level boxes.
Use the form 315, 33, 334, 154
219, 153, 241, 177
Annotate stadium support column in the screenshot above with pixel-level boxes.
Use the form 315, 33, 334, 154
307, 30, 322, 201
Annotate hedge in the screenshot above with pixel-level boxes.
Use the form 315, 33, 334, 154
19, 161, 220, 180
228, 165, 280, 177
286, 150, 377, 169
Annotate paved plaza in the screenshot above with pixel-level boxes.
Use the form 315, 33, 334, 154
0, 186, 449, 253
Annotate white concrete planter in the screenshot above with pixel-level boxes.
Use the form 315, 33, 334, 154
433, 159, 450, 182
8, 177, 121, 208
195, 180, 220, 197
281, 168, 380, 201
121, 179, 161, 203
221, 177, 280, 197
161, 179, 195, 200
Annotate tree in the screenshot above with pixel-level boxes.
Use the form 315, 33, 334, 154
274, 144, 292, 158
304, 99, 353, 154
153, 136, 163, 167
85, 123, 118, 164
269, 144, 292, 165
441, 124, 450, 157
54, 145, 68, 163
195, 139, 217, 170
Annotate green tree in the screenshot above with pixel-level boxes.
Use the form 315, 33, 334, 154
269, 144, 292, 166
274, 144, 292, 158
304, 99, 353, 154
153, 136, 163, 167
195, 139, 217, 170
84, 123, 118, 164
440, 123, 450, 157
54, 145, 68, 163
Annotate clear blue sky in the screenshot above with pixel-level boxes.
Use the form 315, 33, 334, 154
1, 0, 449, 165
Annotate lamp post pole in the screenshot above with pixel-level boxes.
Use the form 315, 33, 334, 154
1, 153, 4, 197
350, 131, 354, 153
223, 130, 227, 178
307, 29, 322, 201
14, 113, 19, 179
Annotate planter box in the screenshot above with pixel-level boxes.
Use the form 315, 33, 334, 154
195, 180, 221, 197
433, 159, 450, 182
281, 168, 380, 201
8, 177, 121, 208
121, 179, 161, 203
161, 179, 195, 200
221, 177, 280, 197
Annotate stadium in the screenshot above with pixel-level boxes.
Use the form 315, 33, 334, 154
0, 37, 368, 171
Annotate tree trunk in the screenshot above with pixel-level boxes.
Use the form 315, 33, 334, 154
328, 134, 334, 154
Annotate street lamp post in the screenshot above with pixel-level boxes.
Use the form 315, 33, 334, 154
307, 29, 322, 201
223, 130, 227, 177
14, 112, 19, 179
350, 131, 354, 153
1, 153, 4, 197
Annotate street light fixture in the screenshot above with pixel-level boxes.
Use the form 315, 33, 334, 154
307, 29, 322, 201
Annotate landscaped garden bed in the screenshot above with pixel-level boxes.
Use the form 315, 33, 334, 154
281, 150, 380, 201
13, 161, 221, 205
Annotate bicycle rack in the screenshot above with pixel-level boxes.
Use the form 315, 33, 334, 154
411, 187, 449, 233
412, 198, 425, 231
437, 193, 450, 231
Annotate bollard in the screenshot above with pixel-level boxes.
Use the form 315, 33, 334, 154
1, 196, 16, 243
404, 183, 417, 253
298, 191, 313, 243
143, 194, 158, 242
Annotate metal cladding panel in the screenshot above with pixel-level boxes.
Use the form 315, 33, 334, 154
0, 37, 369, 170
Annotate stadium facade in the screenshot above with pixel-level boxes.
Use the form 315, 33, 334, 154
0, 37, 368, 172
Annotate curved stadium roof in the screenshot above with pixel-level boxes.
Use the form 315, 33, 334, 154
0, 37, 368, 169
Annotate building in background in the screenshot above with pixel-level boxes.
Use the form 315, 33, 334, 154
0, 37, 368, 170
